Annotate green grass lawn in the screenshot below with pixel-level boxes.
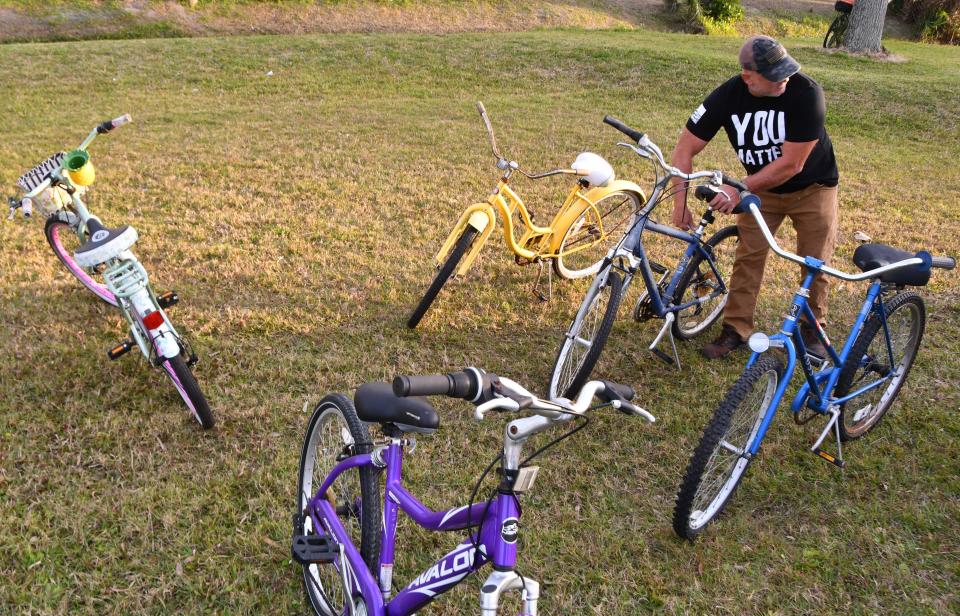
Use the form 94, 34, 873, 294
0, 30, 958, 614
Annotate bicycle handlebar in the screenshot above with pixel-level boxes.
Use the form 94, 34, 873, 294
393, 368, 655, 422
743, 196, 951, 281
97, 113, 132, 134
392, 368, 493, 403
603, 115, 645, 143
931, 256, 956, 270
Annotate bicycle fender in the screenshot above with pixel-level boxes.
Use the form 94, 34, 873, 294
545, 180, 646, 255
435, 203, 495, 276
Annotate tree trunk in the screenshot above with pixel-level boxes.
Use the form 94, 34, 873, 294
844, 0, 888, 53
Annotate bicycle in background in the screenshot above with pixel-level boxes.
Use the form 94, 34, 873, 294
10, 115, 214, 429
293, 368, 655, 615
672, 189, 954, 539
407, 102, 646, 328
548, 116, 741, 401
824, 0, 854, 48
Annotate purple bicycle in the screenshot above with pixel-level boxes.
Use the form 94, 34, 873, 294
292, 368, 655, 615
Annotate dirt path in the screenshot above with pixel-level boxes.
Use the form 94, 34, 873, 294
0, 0, 908, 44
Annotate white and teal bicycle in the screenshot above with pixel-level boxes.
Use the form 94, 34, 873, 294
10, 115, 214, 429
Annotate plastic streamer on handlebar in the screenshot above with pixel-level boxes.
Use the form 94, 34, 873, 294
17, 152, 65, 193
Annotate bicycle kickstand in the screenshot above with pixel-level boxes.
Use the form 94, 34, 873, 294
811, 405, 845, 470
649, 312, 681, 369
531, 260, 552, 302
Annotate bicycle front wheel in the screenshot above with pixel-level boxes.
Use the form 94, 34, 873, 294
406, 226, 478, 329
835, 292, 925, 441
548, 270, 624, 400
44, 216, 117, 306
673, 354, 783, 538
672, 225, 739, 340
162, 354, 215, 429
553, 191, 640, 279
298, 395, 381, 616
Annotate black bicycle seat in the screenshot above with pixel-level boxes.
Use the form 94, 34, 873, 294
853, 243, 930, 287
354, 382, 440, 434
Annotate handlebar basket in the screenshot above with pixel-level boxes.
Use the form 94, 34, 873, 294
16, 151, 71, 215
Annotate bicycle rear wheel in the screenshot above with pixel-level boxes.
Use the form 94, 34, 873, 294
835, 292, 925, 441
553, 191, 640, 279
673, 354, 782, 538
823, 14, 847, 48
548, 270, 624, 400
672, 225, 739, 340
44, 216, 117, 305
162, 354, 215, 429
298, 395, 381, 616
407, 226, 478, 329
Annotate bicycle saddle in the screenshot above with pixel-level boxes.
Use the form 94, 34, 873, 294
75, 218, 138, 268
853, 243, 930, 287
354, 382, 440, 434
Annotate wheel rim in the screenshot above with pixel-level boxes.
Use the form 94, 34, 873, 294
556, 192, 638, 278
842, 301, 922, 436
301, 406, 362, 615
688, 367, 777, 530
676, 234, 737, 337
48, 221, 117, 304
551, 277, 615, 399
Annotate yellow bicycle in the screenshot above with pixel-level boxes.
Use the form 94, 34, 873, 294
407, 102, 647, 328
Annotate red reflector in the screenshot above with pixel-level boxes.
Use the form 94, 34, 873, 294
143, 311, 164, 330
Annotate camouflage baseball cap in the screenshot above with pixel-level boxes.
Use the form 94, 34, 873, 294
739, 36, 800, 82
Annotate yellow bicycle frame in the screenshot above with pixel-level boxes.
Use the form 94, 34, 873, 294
435, 178, 646, 277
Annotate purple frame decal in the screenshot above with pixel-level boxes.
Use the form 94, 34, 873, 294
307, 442, 523, 616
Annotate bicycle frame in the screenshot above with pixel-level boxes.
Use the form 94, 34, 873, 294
732, 194, 922, 461
436, 176, 645, 278
303, 401, 595, 616
27, 124, 184, 364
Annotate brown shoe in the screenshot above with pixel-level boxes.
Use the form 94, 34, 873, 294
702, 324, 745, 360
799, 321, 828, 360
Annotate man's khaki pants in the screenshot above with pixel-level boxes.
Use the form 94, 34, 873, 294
724, 183, 840, 340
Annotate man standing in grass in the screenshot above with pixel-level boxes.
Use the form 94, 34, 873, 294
670, 35, 839, 360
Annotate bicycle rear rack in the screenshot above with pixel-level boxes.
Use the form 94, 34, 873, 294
103, 258, 149, 298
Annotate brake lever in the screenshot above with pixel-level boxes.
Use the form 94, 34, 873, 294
610, 399, 656, 423
7, 196, 31, 220
474, 397, 520, 421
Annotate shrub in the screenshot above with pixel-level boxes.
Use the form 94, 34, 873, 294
666, 0, 744, 32
894, 0, 960, 44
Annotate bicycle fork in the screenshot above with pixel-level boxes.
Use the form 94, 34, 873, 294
480, 569, 539, 616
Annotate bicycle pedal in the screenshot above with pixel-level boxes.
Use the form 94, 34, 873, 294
157, 291, 179, 309
107, 339, 134, 360
291, 534, 338, 565
186, 353, 199, 367
813, 448, 845, 469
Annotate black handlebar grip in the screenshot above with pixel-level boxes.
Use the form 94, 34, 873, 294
721, 174, 748, 192
598, 381, 636, 403
602, 115, 645, 143
694, 185, 721, 202
932, 256, 956, 270
392, 369, 485, 400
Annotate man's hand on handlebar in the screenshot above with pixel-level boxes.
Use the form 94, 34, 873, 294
708, 184, 742, 214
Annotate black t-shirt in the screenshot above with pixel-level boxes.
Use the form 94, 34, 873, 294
685, 73, 839, 194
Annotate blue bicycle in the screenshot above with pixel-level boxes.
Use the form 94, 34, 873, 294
673, 191, 955, 538
292, 369, 654, 615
